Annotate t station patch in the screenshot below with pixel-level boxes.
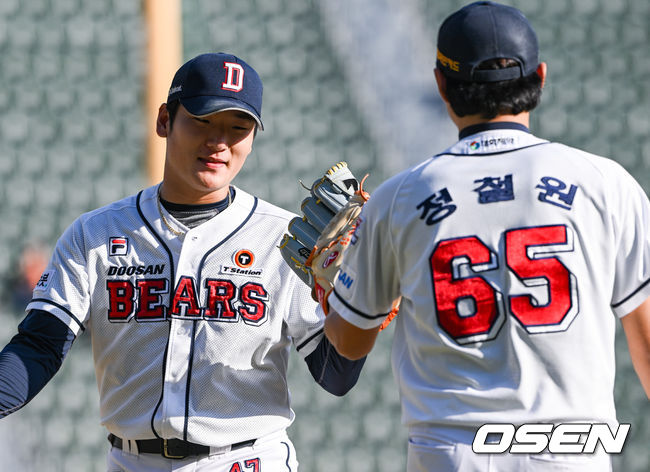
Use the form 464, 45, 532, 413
235, 250, 255, 268
220, 249, 263, 277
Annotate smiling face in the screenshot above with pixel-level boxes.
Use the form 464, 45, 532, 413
156, 103, 257, 204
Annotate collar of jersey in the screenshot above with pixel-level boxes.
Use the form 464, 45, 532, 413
140, 184, 256, 241
441, 123, 547, 157
159, 187, 235, 213
458, 121, 529, 139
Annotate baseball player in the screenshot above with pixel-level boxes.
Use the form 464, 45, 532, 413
321, 2, 650, 471
0, 52, 365, 471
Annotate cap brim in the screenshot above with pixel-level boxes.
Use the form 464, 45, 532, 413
181, 96, 264, 130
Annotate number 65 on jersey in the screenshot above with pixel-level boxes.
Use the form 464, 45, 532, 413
431, 224, 578, 345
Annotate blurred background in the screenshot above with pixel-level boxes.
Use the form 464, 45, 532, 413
0, 0, 648, 470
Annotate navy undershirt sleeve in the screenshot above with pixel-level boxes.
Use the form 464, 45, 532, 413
0, 310, 76, 418
304, 335, 366, 396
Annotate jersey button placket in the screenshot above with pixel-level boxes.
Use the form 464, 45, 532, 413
162, 249, 197, 436
161, 319, 192, 436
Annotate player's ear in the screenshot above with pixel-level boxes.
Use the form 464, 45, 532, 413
156, 103, 170, 138
536, 62, 547, 89
434, 68, 449, 103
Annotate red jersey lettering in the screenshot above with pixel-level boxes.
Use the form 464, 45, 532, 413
170, 276, 201, 318
136, 279, 168, 320
107, 280, 136, 321
204, 279, 237, 319
239, 283, 268, 325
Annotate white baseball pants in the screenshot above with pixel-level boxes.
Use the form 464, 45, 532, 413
106, 430, 299, 472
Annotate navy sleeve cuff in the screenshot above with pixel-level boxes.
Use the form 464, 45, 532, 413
304, 335, 366, 396
0, 310, 76, 417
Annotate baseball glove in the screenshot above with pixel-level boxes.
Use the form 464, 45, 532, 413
279, 162, 398, 330
279, 162, 362, 291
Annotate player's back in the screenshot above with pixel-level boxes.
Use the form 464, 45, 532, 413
379, 127, 648, 439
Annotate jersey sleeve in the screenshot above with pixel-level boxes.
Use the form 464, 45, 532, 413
329, 178, 401, 329
26, 217, 90, 335
284, 271, 325, 358
610, 168, 650, 317
0, 310, 75, 417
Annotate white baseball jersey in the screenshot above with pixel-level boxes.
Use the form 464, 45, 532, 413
329, 125, 650, 442
27, 184, 323, 446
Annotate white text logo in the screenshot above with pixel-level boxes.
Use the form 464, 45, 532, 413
472, 423, 630, 454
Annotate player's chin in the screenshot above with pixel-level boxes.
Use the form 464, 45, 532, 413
193, 171, 231, 193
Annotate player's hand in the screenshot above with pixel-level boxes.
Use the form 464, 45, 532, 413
305, 174, 369, 310
279, 162, 364, 306
279, 162, 398, 330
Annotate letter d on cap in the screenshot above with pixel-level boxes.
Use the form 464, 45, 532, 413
222, 62, 244, 91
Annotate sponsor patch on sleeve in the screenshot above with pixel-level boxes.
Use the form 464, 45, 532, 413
35, 270, 54, 290
335, 263, 357, 297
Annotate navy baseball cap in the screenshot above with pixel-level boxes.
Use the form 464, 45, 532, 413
436, 1, 539, 82
167, 53, 264, 130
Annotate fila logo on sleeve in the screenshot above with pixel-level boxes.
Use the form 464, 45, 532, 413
222, 62, 244, 91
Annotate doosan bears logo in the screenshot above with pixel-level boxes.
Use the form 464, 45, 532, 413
106, 274, 269, 325
105, 253, 269, 325
222, 62, 244, 92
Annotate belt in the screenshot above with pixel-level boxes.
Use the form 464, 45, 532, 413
108, 433, 256, 459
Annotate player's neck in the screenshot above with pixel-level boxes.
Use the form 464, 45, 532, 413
452, 112, 531, 135
159, 182, 231, 205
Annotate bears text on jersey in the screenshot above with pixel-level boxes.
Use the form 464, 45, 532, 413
106, 275, 269, 324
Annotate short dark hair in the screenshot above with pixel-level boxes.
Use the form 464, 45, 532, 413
443, 59, 543, 119
166, 99, 181, 130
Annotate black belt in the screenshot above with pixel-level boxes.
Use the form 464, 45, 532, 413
108, 433, 256, 459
